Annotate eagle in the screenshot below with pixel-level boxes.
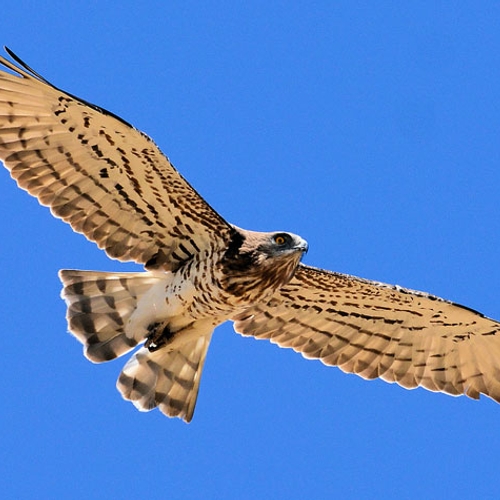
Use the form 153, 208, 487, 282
1, 48, 500, 422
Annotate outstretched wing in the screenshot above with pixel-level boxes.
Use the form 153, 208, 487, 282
0, 49, 233, 270
233, 264, 500, 402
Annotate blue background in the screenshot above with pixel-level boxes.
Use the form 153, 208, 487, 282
1, 2, 499, 499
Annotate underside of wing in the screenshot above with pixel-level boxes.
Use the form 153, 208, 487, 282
0, 48, 233, 270
233, 264, 500, 403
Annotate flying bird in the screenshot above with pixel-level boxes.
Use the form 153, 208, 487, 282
1, 48, 500, 422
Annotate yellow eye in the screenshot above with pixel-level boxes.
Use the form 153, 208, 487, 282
274, 235, 287, 245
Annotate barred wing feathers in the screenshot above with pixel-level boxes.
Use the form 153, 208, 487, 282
233, 264, 500, 402
0, 49, 232, 270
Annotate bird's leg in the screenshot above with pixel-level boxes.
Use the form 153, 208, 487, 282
145, 321, 174, 352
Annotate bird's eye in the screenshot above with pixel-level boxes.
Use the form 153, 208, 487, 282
274, 234, 287, 245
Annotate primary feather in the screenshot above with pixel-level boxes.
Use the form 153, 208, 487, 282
1, 48, 500, 422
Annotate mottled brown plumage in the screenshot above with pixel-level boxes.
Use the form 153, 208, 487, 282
1, 48, 500, 422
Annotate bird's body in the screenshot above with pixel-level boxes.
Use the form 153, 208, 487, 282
1, 48, 500, 422
60, 227, 307, 421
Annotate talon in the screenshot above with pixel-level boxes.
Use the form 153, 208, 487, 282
145, 322, 173, 352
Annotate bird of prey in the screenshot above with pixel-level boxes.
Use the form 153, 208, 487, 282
1, 48, 499, 423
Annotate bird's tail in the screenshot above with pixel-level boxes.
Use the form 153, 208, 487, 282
59, 269, 212, 422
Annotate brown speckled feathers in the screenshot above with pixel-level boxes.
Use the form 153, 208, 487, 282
234, 266, 500, 402
0, 49, 233, 272
2, 49, 500, 422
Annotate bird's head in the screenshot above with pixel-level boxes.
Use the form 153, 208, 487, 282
256, 231, 309, 260
221, 228, 308, 300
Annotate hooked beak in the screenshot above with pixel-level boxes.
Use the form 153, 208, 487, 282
295, 237, 309, 254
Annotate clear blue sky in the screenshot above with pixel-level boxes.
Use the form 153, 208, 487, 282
1, 2, 500, 499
